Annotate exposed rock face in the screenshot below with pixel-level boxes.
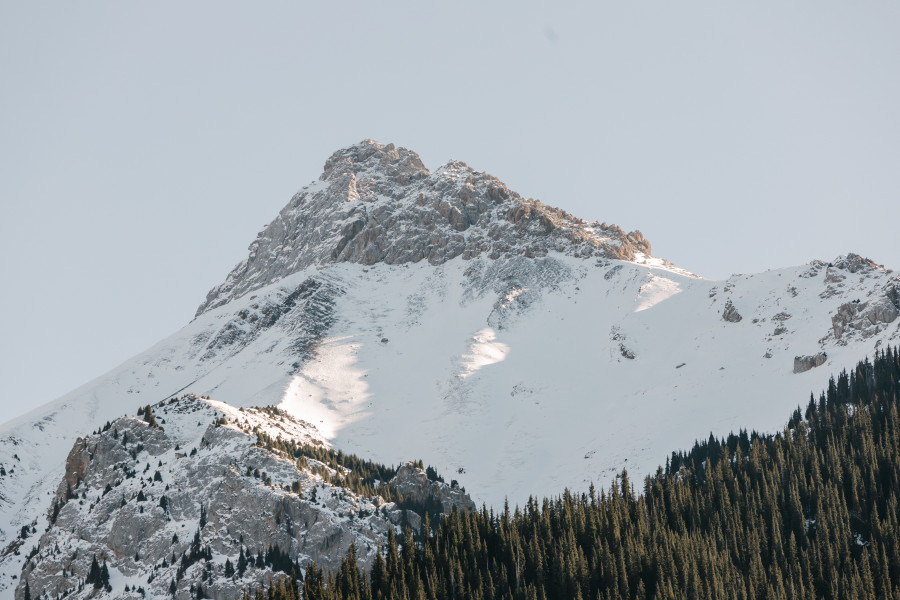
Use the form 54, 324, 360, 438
18, 397, 471, 600
771, 312, 792, 336
832, 296, 900, 340
58, 437, 90, 496
199, 275, 343, 368
390, 463, 476, 515
815, 253, 900, 344
822, 253, 891, 296
197, 140, 655, 315
830, 253, 884, 274
794, 353, 827, 374
722, 300, 743, 323
829, 277, 900, 344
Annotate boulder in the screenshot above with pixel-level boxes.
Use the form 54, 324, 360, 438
793, 353, 827, 374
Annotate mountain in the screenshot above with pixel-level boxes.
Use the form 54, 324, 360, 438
1, 140, 899, 594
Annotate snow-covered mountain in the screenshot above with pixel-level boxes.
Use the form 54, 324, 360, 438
1, 140, 898, 594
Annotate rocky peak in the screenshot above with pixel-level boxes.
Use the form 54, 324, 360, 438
829, 253, 887, 274
321, 139, 429, 183
814, 253, 900, 345
196, 140, 656, 315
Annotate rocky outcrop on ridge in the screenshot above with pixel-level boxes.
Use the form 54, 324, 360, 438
16, 396, 473, 600
197, 140, 654, 315
391, 463, 476, 516
820, 254, 900, 345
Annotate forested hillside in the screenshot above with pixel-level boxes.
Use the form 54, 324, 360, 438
249, 347, 900, 600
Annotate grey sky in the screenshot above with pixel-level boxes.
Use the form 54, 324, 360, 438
1, 2, 898, 425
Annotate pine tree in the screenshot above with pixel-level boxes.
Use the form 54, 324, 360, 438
237, 546, 248, 577
100, 560, 111, 591
144, 404, 159, 428
86, 555, 101, 588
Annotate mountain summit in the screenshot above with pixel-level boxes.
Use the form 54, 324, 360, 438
197, 140, 654, 314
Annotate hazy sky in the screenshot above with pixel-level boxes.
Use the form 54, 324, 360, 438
1, 2, 898, 425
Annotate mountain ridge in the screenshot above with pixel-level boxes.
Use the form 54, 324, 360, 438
196, 139, 661, 316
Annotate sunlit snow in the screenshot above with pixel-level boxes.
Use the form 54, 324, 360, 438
458, 328, 509, 379
634, 275, 683, 312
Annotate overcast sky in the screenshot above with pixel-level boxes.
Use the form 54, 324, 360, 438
1, 2, 898, 425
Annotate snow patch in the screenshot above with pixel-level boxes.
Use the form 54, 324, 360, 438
458, 328, 510, 379
635, 275, 683, 313
278, 336, 370, 440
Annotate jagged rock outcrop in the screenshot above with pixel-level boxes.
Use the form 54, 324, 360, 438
390, 463, 476, 515
832, 293, 900, 341
794, 353, 827, 374
58, 438, 90, 496
824, 256, 900, 344
197, 140, 655, 315
821, 253, 891, 297
17, 397, 471, 600
722, 300, 743, 323
829, 253, 884, 274
813, 253, 900, 344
